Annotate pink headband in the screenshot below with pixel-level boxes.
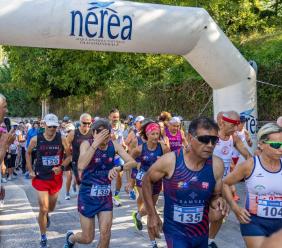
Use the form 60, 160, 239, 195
146, 123, 160, 134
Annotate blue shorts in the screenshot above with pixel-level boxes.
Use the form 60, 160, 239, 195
164, 232, 208, 248
240, 214, 282, 237
131, 168, 138, 179
78, 184, 113, 218
136, 175, 162, 195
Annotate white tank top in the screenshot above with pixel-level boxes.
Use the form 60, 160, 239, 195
213, 136, 234, 177
245, 156, 282, 218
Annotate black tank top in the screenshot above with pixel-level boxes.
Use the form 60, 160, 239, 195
35, 132, 63, 180
72, 128, 93, 164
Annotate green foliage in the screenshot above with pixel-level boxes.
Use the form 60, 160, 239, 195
2, 0, 282, 119
0, 65, 41, 117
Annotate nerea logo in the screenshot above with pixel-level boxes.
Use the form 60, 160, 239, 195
70, 2, 132, 40
240, 108, 257, 135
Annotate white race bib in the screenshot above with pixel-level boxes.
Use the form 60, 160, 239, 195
257, 199, 282, 218
136, 170, 145, 181
173, 205, 204, 224
42, 155, 60, 166
90, 184, 111, 197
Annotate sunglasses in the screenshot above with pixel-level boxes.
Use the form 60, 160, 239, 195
96, 129, 110, 134
82, 122, 91, 126
194, 135, 219, 145
264, 141, 282, 150
47, 126, 57, 129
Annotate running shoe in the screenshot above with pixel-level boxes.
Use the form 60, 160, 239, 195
208, 241, 219, 248
46, 214, 51, 228
65, 193, 71, 200
113, 195, 122, 207
1, 178, 7, 183
132, 211, 143, 231
7, 176, 12, 181
40, 239, 48, 248
129, 190, 136, 200
63, 231, 74, 248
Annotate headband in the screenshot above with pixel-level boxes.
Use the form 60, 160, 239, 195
145, 123, 160, 134
222, 115, 240, 125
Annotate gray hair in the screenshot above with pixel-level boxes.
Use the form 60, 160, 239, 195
80, 113, 91, 122
0, 93, 6, 103
257, 123, 282, 142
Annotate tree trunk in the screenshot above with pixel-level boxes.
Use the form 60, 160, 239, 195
41, 98, 49, 119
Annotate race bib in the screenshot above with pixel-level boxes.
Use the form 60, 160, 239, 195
90, 184, 111, 197
257, 199, 282, 218
136, 170, 145, 181
42, 155, 60, 166
173, 205, 204, 224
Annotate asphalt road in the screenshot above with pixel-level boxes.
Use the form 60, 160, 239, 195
0, 174, 246, 248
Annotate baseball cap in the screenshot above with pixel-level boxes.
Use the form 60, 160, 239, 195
63, 115, 70, 122
169, 116, 181, 124
134, 116, 145, 123
65, 123, 75, 132
44, 114, 59, 127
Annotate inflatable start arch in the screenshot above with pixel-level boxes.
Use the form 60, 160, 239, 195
0, 0, 257, 146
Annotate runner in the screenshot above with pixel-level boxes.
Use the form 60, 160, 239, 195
209, 111, 252, 248
109, 108, 126, 207
130, 121, 170, 248
223, 123, 282, 248
66, 113, 93, 196
165, 116, 188, 151
125, 115, 145, 200
64, 122, 75, 200
142, 117, 228, 248
26, 113, 71, 248
63, 118, 136, 248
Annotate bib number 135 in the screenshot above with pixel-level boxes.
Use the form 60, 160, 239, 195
173, 205, 204, 224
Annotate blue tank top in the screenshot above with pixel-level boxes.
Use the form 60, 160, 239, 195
163, 149, 216, 238
139, 142, 163, 172
134, 129, 144, 146
81, 140, 116, 187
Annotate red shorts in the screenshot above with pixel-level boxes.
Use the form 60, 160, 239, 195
32, 174, 63, 195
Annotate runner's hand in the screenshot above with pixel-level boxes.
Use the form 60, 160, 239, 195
147, 213, 163, 239
52, 166, 62, 175
233, 205, 251, 224
108, 167, 119, 181
29, 171, 36, 179
210, 196, 229, 216
93, 129, 110, 148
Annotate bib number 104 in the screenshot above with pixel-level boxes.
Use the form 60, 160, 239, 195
257, 200, 282, 219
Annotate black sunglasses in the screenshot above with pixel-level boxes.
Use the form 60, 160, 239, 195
82, 122, 91, 126
194, 135, 219, 145
96, 128, 110, 134
47, 126, 57, 129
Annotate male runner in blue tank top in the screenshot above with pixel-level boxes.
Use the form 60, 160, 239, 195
142, 117, 228, 248
64, 119, 136, 248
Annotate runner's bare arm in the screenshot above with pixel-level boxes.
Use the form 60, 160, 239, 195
223, 158, 253, 211
233, 135, 252, 159
160, 142, 170, 154
113, 141, 137, 171
78, 129, 109, 171
26, 136, 37, 175
143, 152, 175, 215
61, 136, 72, 168
244, 130, 253, 147
65, 130, 74, 155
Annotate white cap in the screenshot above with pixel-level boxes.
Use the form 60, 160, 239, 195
65, 123, 75, 132
134, 116, 145, 123
44, 114, 59, 127
169, 116, 181, 124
